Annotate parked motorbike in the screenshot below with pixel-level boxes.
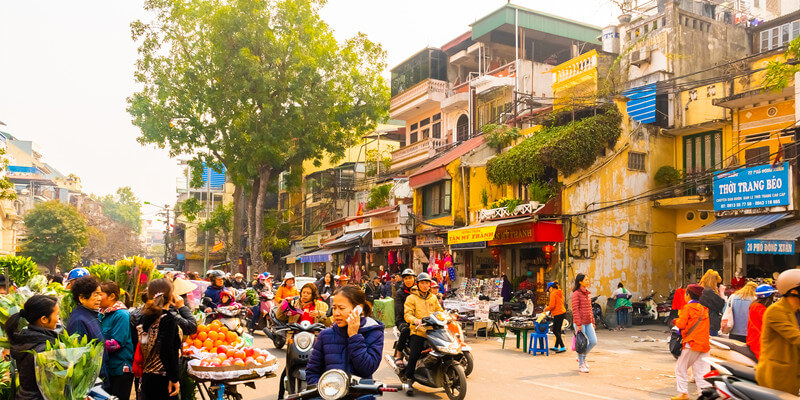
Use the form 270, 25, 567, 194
277, 320, 326, 399
631, 290, 658, 325
657, 290, 674, 325
281, 369, 406, 400
709, 337, 757, 367
205, 304, 247, 336
385, 311, 468, 400
591, 296, 610, 330
445, 311, 474, 376
264, 306, 289, 349
246, 291, 276, 334
698, 358, 798, 400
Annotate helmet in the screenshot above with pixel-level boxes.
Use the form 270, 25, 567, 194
220, 289, 235, 301
234, 273, 243, 279
338, 275, 350, 281
416, 272, 433, 283
208, 270, 225, 279
67, 268, 90, 282
259, 272, 271, 280
401, 269, 415, 277
776, 269, 800, 296
284, 272, 295, 281
755, 284, 778, 298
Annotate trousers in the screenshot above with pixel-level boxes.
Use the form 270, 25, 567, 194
552, 313, 565, 348
675, 348, 711, 394
405, 335, 427, 381
577, 324, 597, 364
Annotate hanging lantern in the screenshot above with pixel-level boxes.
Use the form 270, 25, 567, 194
490, 247, 501, 261
542, 244, 556, 260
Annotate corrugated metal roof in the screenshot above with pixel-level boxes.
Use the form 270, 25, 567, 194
678, 213, 789, 239
409, 136, 485, 188
748, 220, 800, 241
470, 4, 601, 44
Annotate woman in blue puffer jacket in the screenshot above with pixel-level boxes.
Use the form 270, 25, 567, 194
306, 285, 384, 393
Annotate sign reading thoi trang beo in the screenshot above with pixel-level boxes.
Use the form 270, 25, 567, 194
745, 239, 795, 255
713, 162, 791, 211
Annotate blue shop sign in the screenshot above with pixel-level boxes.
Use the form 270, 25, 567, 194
713, 162, 791, 211
745, 239, 795, 254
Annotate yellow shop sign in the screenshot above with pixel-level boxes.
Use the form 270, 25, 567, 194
448, 226, 498, 245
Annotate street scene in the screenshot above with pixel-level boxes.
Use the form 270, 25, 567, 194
1, 0, 800, 399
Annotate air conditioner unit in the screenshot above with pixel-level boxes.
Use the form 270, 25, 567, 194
630, 48, 651, 67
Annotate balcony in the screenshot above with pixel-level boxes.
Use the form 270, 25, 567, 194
390, 137, 446, 172
441, 83, 470, 113
471, 63, 516, 96
551, 50, 599, 94
389, 78, 447, 121
478, 201, 544, 222
652, 176, 713, 209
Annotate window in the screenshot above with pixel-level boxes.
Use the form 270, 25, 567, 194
629, 233, 647, 248
456, 115, 469, 142
420, 117, 431, 127
422, 128, 430, 140
683, 131, 723, 174
761, 30, 770, 51
432, 122, 441, 139
628, 152, 646, 171
422, 181, 451, 219
411, 123, 418, 131
432, 113, 441, 122
745, 146, 770, 165
410, 131, 418, 144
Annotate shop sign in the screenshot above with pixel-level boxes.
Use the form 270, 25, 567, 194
301, 234, 319, 248
713, 162, 791, 211
416, 234, 444, 247
745, 239, 795, 254
373, 227, 404, 247
488, 223, 535, 246
448, 226, 497, 245
476, 301, 490, 320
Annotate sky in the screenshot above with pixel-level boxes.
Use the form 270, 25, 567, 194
0, 0, 619, 219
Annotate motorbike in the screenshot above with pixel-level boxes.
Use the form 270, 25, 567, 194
281, 369, 406, 400
591, 296, 610, 330
698, 358, 798, 400
246, 291, 276, 334
709, 337, 757, 367
445, 310, 474, 376
277, 320, 326, 399
88, 379, 118, 400
385, 311, 468, 400
264, 306, 289, 349
657, 290, 674, 325
631, 290, 658, 325
206, 304, 247, 337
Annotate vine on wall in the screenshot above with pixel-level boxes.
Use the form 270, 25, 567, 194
486, 106, 622, 184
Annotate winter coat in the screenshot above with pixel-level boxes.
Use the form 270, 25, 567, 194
9, 325, 57, 400
204, 285, 224, 305
747, 302, 767, 360
100, 303, 135, 377
501, 279, 512, 302
544, 288, 566, 316
675, 302, 710, 353
66, 304, 108, 379
305, 317, 384, 386
672, 288, 686, 311
130, 309, 181, 382
231, 280, 247, 290
171, 305, 198, 336
699, 289, 725, 335
394, 283, 414, 326
317, 282, 336, 305
727, 294, 753, 337
274, 285, 299, 306
364, 282, 381, 303
404, 288, 444, 337
280, 298, 330, 326
755, 298, 800, 395
381, 282, 392, 299
570, 287, 594, 327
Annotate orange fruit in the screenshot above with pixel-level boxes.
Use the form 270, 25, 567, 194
210, 321, 221, 330
203, 339, 214, 350
193, 339, 203, 348
197, 331, 208, 342
233, 359, 245, 366
214, 340, 223, 347
197, 325, 208, 333
234, 350, 246, 360
226, 332, 238, 343
220, 326, 229, 334
226, 349, 236, 358
208, 331, 219, 341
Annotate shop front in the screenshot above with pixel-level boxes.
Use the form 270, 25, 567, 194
369, 205, 412, 275
744, 220, 800, 279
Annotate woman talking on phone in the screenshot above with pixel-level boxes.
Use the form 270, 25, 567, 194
306, 285, 384, 395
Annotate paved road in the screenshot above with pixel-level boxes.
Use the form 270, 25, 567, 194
220, 324, 689, 400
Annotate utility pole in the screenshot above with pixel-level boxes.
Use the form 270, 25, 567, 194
203, 163, 211, 275
164, 204, 170, 264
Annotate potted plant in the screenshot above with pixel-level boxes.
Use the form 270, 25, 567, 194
654, 166, 683, 195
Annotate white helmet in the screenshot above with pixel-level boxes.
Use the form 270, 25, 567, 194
776, 269, 800, 296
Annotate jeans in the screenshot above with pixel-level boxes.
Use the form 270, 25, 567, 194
395, 323, 410, 355
577, 323, 597, 365
405, 335, 427, 381
616, 308, 629, 327
552, 314, 565, 348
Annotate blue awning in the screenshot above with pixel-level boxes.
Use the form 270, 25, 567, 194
624, 83, 656, 124
325, 231, 370, 247
678, 213, 789, 239
299, 247, 352, 263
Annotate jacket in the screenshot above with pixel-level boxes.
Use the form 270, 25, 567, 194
66, 304, 108, 379
305, 317, 384, 386
364, 282, 381, 303
544, 289, 566, 316
755, 298, 800, 395
171, 305, 198, 336
9, 325, 57, 400
675, 302, 710, 353
100, 303, 135, 377
394, 283, 414, 326
130, 309, 181, 382
317, 282, 336, 305
672, 288, 686, 311
727, 294, 753, 337
570, 287, 594, 327
699, 289, 724, 335
404, 288, 444, 337
274, 285, 299, 306
282, 298, 330, 326
746, 302, 767, 360
612, 288, 633, 310
381, 282, 392, 299
204, 285, 224, 305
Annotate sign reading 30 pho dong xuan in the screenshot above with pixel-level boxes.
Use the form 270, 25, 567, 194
713, 162, 791, 211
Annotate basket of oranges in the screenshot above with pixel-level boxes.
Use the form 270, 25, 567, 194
182, 320, 278, 379
182, 321, 243, 358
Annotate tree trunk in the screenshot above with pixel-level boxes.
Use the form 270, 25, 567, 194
231, 185, 243, 269
249, 165, 271, 275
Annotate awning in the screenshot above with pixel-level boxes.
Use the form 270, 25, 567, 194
299, 247, 353, 263
447, 217, 532, 245
281, 247, 316, 263
678, 213, 789, 239
324, 231, 370, 247
745, 220, 800, 254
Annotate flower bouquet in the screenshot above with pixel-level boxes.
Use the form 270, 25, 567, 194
34, 332, 103, 400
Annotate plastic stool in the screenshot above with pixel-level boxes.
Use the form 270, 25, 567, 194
528, 322, 550, 356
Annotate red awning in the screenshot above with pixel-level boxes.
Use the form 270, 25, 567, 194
487, 221, 564, 246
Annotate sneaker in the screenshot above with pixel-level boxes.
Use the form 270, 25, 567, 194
406, 382, 415, 397
578, 364, 589, 373
670, 394, 689, 400
550, 347, 560, 352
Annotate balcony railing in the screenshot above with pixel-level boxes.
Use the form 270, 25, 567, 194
389, 79, 447, 119
551, 50, 598, 90
391, 137, 446, 170
478, 201, 544, 222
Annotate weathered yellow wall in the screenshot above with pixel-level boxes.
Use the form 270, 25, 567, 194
680, 82, 728, 127
733, 99, 795, 164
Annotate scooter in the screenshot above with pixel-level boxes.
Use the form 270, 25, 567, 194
246, 291, 275, 334
709, 337, 757, 367
264, 306, 289, 349
446, 311, 474, 376
281, 370, 406, 400
591, 296, 610, 330
698, 358, 798, 400
657, 290, 674, 325
385, 311, 468, 400
631, 291, 658, 325
205, 304, 247, 337
277, 320, 326, 399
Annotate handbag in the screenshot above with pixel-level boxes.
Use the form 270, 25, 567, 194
575, 331, 588, 354
720, 298, 734, 334
132, 342, 144, 377
669, 313, 704, 358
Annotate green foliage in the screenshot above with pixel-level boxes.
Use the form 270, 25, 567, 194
483, 124, 521, 150
486, 107, 622, 184
0, 359, 12, 400
115, 256, 158, 306
0, 147, 16, 202
86, 263, 116, 282
490, 197, 523, 214
98, 187, 142, 234
200, 203, 234, 257
366, 184, 392, 210
21, 201, 89, 273
480, 188, 489, 207
178, 198, 204, 223
0, 292, 29, 349
654, 166, 683, 186
0, 255, 40, 287
244, 288, 257, 306
34, 331, 104, 400
365, 148, 393, 177
763, 36, 800, 91
527, 180, 559, 203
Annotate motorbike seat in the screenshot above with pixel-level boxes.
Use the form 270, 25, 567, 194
731, 381, 798, 400
719, 362, 756, 382
715, 339, 758, 363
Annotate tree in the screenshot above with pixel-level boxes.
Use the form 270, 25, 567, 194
366, 184, 392, 210
199, 203, 233, 261
0, 147, 16, 201
21, 201, 89, 273
763, 36, 800, 91
128, 0, 389, 271
80, 198, 143, 264
98, 187, 142, 234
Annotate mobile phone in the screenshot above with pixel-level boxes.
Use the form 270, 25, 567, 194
353, 305, 363, 317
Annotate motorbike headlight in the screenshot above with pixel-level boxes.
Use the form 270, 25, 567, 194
294, 332, 314, 352
318, 369, 349, 400
437, 343, 460, 355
